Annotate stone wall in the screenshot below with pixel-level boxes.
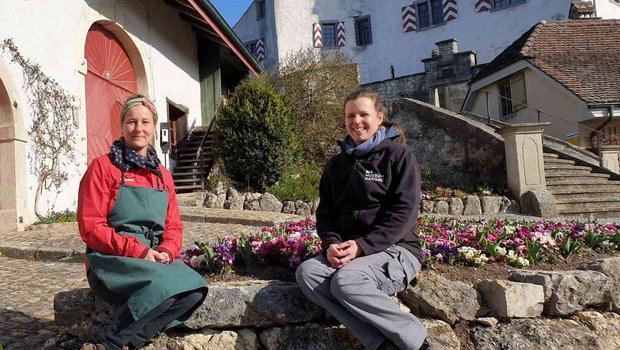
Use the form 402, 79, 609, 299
387, 98, 507, 191
363, 72, 429, 102
52, 257, 620, 349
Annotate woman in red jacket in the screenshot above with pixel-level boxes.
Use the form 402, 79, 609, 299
78, 96, 207, 350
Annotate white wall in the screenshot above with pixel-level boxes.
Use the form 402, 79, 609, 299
234, 0, 619, 84
597, 0, 620, 18
0, 0, 204, 223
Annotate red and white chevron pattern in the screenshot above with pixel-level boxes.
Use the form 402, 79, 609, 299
475, 0, 492, 12
401, 4, 417, 33
255, 38, 265, 61
337, 22, 346, 47
443, 0, 458, 21
313, 23, 322, 48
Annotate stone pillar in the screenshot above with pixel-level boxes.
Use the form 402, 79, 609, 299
601, 146, 620, 174
498, 123, 550, 198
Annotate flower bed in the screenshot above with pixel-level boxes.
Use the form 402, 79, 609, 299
182, 217, 620, 275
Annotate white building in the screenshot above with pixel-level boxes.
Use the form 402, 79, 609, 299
0, 0, 260, 230
234, 0, 620, 84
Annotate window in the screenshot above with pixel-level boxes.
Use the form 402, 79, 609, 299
256, 0, 265, 20
321, 22, 338, 48
416, 0, 444, 29
498, 73, 526, 117
355, 15, 372, 46
493, 0, 526, 9
245, 41, 258, 56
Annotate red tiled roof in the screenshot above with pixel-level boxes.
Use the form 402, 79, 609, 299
472, 19, 620, 105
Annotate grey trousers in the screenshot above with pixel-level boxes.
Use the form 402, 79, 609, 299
296, 245, 426, 350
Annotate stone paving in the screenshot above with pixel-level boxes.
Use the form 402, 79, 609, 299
1, 205, 619, 349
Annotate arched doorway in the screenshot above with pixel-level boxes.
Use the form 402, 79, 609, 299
85, 23, 138, 164
0, 79, 17, 230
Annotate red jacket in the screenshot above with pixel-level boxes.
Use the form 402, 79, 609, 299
77, 155, 183, 269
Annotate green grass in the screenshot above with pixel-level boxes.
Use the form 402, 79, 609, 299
34, 209, 76, 224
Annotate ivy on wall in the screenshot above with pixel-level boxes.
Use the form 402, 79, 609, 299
1, 38, 78, 218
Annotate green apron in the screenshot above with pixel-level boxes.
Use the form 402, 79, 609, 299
86, 173, 207, 327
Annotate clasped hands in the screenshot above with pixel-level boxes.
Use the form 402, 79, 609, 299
144, 249, 171, 264
326, 240, 361, 269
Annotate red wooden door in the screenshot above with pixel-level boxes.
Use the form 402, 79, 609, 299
85, 23, 138, 164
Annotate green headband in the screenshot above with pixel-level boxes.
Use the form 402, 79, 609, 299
120, 97, 158, 120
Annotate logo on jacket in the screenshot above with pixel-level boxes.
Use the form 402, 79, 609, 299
364, 170, 384, 182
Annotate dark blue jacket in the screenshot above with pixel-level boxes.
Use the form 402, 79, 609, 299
316, 138, 422, 263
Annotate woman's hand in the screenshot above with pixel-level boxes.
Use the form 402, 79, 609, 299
326, 240, 361, 269
144, 249, 171, 264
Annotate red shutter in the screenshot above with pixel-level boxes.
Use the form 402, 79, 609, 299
443, 0, 458, 21
313, 23, 323, 48
402, 4, 417, 33
84, 23, 138, 164
475, 0, 492, 12
337, 21, 346, 47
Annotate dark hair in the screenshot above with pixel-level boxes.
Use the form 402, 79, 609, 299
343, 88, 407, 144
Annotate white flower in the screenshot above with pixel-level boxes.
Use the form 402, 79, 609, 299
496, 246, 507, 256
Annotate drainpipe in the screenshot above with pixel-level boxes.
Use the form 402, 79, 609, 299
592, 0, 598, 18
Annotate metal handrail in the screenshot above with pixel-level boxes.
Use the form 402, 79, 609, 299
477, 89, 613, 166
196, 110, 219, 191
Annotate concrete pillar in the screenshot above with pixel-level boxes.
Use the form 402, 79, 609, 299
601, 146, 620, 174
498, 123, 550, 198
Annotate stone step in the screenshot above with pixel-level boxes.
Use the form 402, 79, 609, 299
543, 158, 575, 165
558, 209, 620, 219
543, 153, 559, 158
554, 195, 620, 204
174, 165, 202, 170
175, 184, 203, 192
173, 178, 202, 184
544, 169, 606, 177
544, 164, 592, 171
556, 201, 620, 213
547, 183, 620, 194
546, 177, 612, 186
173, 171, 202, 178
177, 153, 213, 159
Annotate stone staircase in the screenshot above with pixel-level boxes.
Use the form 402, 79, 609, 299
172, 127, 214, 193
544, 152, 620, 218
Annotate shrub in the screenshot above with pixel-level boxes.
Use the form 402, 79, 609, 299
267, 162, 322, 202
272, 48, 359, 164
214, 76, 300, 189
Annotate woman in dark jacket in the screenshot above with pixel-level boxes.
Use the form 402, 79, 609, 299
296, 89, 427, 350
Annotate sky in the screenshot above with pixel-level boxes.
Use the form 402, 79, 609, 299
209, 0, 254, 27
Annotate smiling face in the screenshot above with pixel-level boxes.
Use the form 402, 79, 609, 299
344, 97, 384, 145
121, 105, 156, 156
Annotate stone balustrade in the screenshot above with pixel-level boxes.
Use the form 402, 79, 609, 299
52, 257, 620, 349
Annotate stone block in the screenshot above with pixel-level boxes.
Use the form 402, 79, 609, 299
259, 323, 363, 350
398, 272, 481, 324
476, 279, 544, 318
204, 192, 225, 209
421, 200, 435, 213
281, 201, 296, 214
520, 190, 557, 218
260, 193, 283, 213
143, 328, 258, 350
224, 188, 244, 210
294, 200, 311, 217
509, 270, 612, 316
481, 196, 502, 214
448, 197, 463, 215
185, 281, 322, 329
433, 200, 449, 214
463, 196, 482, 215
420, 319, 460, 350
579, 257, 620, 311
244, 193, 262, 211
